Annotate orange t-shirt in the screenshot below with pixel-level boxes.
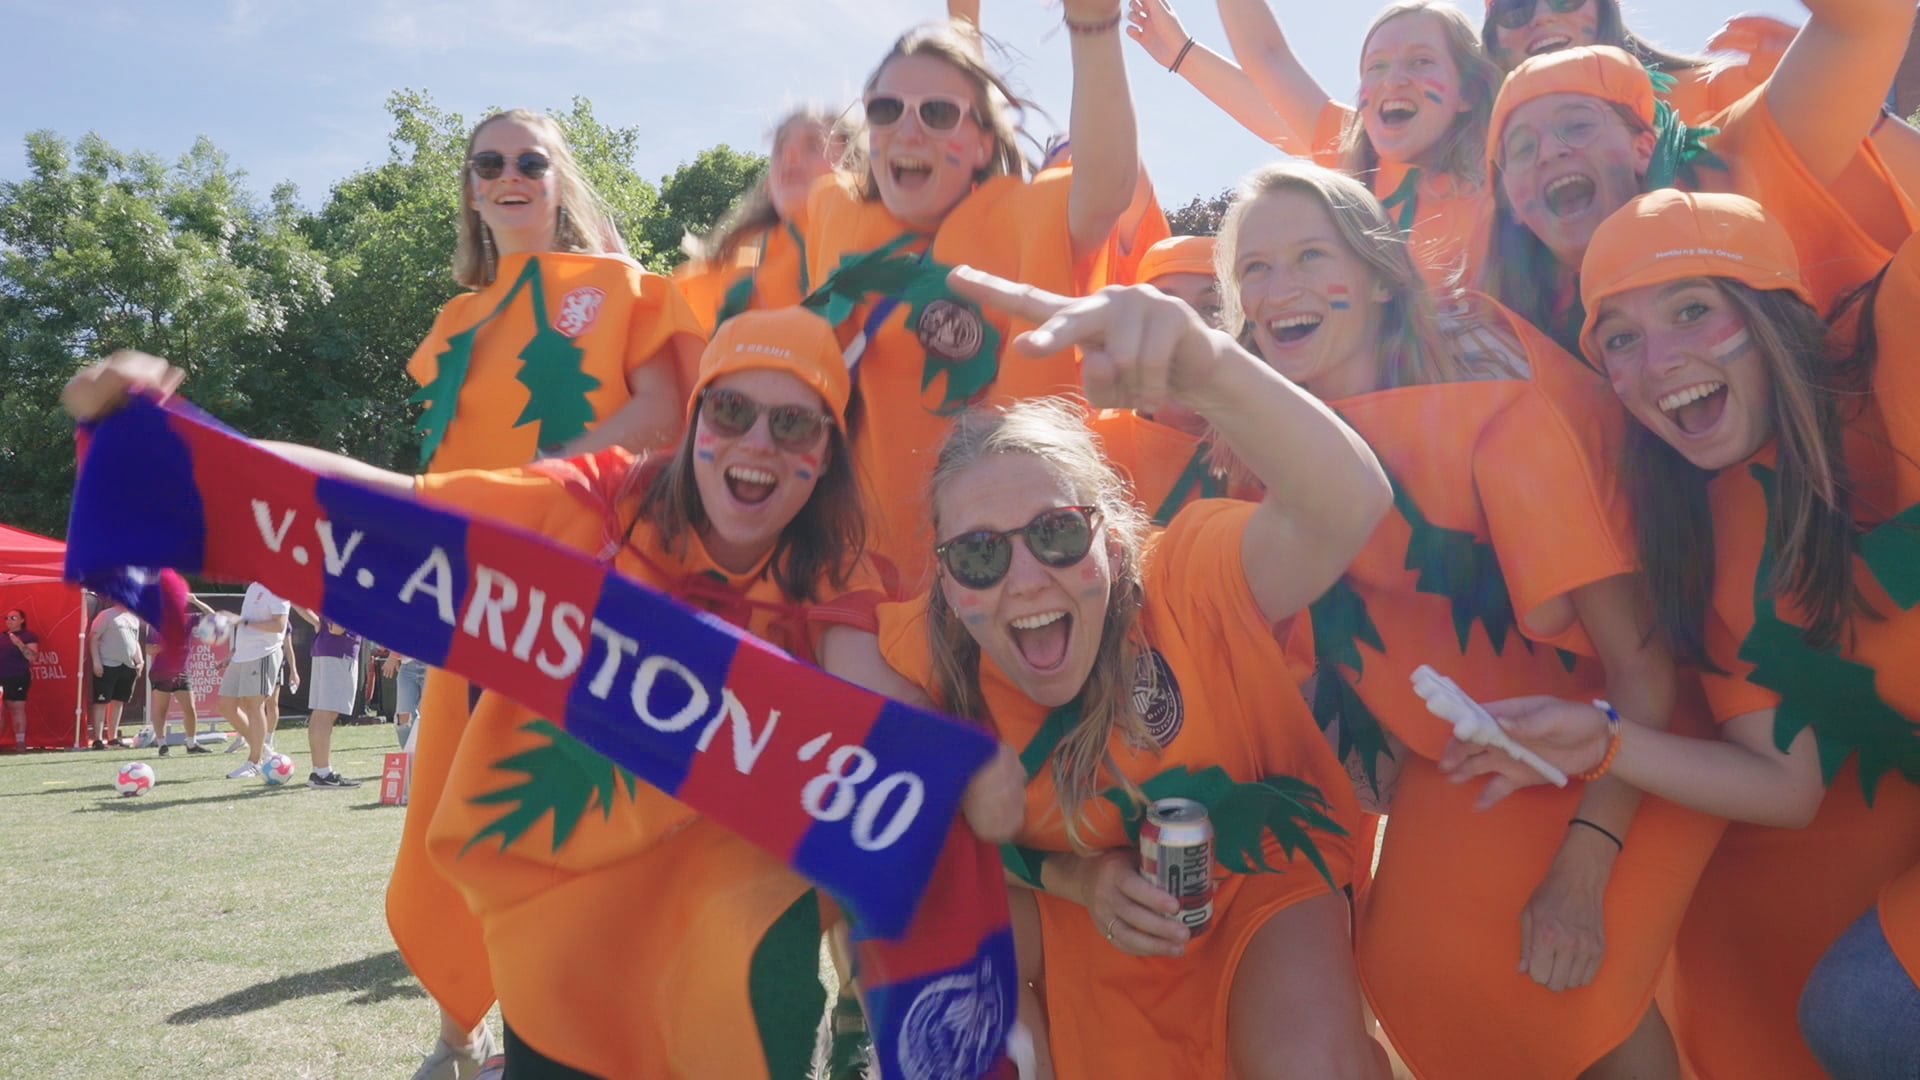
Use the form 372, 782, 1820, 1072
1312, 101, 1493, 290
671, 223, 810, 334
1307, 318, 1723, 1077
879, 501, 1361, 1080
390, 251, 706, 1030
408, 449, 885, 1079
802, 174, 1089, 587
1668, 229, 1920, 1079
1091, 410, 1258, 526
405, 251, 706, 473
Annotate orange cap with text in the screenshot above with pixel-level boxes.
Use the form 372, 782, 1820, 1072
1487, 46, 1655, 174
1578, 189, 1813, 360
691, 308, 852, 430
1135, 235, 1217, 286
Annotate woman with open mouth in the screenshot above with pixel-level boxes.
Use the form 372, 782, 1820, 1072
1214, 0, 1502, 288
1479, 0, 1920, 198
1220, 159, 1725, 1079
868, 258, 1393, 1078
1479, 0, 1917, 357
673, 106, 864, 334
59, 309, 1028, 1080
390, 106, 709, 1080
1447, 189, 1920, 1080
722, 8, 1140, 593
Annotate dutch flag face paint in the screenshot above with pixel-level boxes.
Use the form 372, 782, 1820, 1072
1328, 285, 1353, 311
1707, 325, 1751, 364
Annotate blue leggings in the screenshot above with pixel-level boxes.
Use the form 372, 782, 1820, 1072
1799, 907, 1920, 1078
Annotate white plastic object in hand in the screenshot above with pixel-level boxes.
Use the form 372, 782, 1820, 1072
1410, 665, 1569, 787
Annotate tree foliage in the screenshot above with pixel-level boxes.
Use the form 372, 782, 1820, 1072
0, 90, 765, 538
1166, 187, 1234, 237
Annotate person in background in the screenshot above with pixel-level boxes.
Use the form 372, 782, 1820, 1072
384, 650, 428, 749
144, 597, 216, 756
295, 609, 364, 789
88, 597, 142, 750
2, 609, 40, 751
218, 582, 290, 778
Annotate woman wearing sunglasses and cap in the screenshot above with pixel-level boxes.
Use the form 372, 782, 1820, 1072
61, 309, 1025, 1079
739, 11, 1137, 590
1445, 189, 1920, 1080
391, 105, 708, 1077
1479, 0, 1918, 357
861, 260, 1389, 1079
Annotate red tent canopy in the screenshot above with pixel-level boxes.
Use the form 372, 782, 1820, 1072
0, 522, 68, 583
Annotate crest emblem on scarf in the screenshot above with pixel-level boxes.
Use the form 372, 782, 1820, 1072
897, 953, 1011, 1080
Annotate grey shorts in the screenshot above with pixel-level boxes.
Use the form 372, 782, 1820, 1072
218, 653, 281, 699
309, 656, 356, 714
395, 659, 428, 716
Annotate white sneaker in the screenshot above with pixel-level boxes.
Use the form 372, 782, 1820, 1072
410, 1024, 498, 1080
224, 736, 246, 754
226, 761, 260, 779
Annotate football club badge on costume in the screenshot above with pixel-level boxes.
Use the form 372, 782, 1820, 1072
1132, 648, 1186, 748
915, 299, 986, 363
555, 286, 606, 338
115, 761, 156, 796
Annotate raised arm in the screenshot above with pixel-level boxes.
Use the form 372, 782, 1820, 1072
1215, 0, 1337, 145
1064, 0, 1144, 264
1764, 0, 1917, 184
555, 347, 690, 458
1128, 0, 1308, 152
950, 266, 1389, 625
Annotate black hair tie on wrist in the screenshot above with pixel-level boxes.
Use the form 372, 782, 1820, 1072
1568, 816, 1623, 851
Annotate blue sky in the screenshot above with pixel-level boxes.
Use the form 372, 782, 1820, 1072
8, 0, 1783, 209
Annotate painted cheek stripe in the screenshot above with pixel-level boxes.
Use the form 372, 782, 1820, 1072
1328, 285, 1353, 311
1709, 327, 1751, 363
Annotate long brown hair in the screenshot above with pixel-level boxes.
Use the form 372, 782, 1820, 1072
924, 399, 1153, 849
452, 108, 622, 289
683, 107, 869, 267
1626, 281, 1863, 664
856, 20, 1034, 202
1337, 2, 1501, 187
1482, 0, 1710, 76
632, 394, 865, 601
1217, 161, 1467, 391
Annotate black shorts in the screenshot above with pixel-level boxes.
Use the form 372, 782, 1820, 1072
0, 673, 28, 701
151, 671, 190, 694
91, 664, 137, 704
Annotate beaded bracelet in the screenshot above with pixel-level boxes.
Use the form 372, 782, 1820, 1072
1169, 37, 1197, 74
1573, 700, 1622, 781
1064, 10, 1123, 35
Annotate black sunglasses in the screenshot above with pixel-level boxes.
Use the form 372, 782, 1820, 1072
468, 151, 552, 181
936, 506, 1100, 591
699, 387, 832, 451
1490, 0, 1588, 31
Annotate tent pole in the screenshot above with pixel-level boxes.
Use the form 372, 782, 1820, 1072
73, 590, 86, 749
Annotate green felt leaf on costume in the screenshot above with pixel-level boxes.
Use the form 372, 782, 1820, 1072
1098, 765, 1344, 891
1647, 100, 1726, 191
1151, 440, 1224, 526
1311, 667, 1395, 800
1001, 844, 1049, 888
410, 326, 474, 469
1861, 501, 1920, 609
1309, 577, 1384, 675
509, 257, 601, 450
1556, 648, 1580, 673
1391, 474, 1518, 654
713, 273, 756, 331
1378, 167, 1422, 233
464, 718, 638, 855
1738, 465, 1920, 803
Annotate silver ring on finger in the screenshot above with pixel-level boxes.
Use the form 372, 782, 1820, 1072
1104, 916, 1119, 942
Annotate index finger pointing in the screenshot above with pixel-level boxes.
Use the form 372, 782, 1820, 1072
947, 265, 1071, 325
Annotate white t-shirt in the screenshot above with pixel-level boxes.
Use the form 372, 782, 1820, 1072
230, 583, 291, 663
89, 607, 142, 668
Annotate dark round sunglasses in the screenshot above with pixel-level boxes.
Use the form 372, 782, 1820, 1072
936, 506, 1100, 591
469, 151, 552, 181
1490, 0, 1588, 31
699, 387, 832, 451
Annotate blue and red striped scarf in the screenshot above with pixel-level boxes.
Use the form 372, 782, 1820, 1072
67, 396, 1017, 1080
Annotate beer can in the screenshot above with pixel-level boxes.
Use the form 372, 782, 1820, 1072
1140, 797, 1214, 935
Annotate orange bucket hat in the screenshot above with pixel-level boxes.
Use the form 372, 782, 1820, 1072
1578, 189, 1812, 360
1135, 235, 1217, 286
691, 308, 852, 430
1487, 45, 1655, 174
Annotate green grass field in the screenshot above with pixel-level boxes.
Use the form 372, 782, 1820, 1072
0, 722, 482, 1079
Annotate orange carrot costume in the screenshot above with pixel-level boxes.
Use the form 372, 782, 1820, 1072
389, 251, 705, 1034
1090, 410, 1238, 526
1575, 197, 1920, 1080
799, 172, 1090, 584
413, 309, 885, 1078
1299, 307, 1724, 1078
672, 223, 810, 335
1311, 102, 1492, 289
880, 501, 1361, 1080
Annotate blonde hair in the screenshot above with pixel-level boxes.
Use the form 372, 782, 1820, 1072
925, 399, 1154, 849
1217, 161, 1465, 391
1337, 2, 1499, 187
682, 106, 869, 266
857, 20, 1033, 202
452, 108, 622, 289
